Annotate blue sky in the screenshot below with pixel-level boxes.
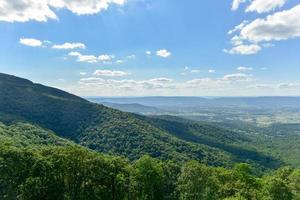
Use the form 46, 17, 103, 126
1, 0, 300, 96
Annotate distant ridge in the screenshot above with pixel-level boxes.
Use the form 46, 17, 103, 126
88, 96, 300, 108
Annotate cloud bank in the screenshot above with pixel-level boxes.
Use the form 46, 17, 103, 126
0, 0, 127, 22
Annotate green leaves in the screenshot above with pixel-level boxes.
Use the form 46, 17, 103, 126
1, 145, 300, 200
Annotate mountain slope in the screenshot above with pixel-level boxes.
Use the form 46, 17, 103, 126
0, 121, 74, 148
0, 73, 281, 169
138, 115, 279, 168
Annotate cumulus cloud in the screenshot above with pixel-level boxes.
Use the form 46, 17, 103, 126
93, 70, 129, 77
224, 44, 261, 55
98, 54, 114, 61
231, 0, 287, 13
208, 69, 216, 73
68, 52, 118, 64
246, 0, 287, 13
68, 51, 98, 63
146, 51, 152, 55
19, 38, 43, 47
226, 5, 300, 55
0, 1, 57, 22
52, 42, 86, 49
240, 5, 300, 43
0, 0, 127, 22
156, 49, 171, 58
231, 0, 247, 11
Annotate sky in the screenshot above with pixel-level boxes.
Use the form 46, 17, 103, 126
0, 0, 300, 96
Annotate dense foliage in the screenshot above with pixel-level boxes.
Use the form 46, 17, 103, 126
1, 144, 300, 200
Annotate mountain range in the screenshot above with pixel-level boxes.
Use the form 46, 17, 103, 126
0, 73, 282, 170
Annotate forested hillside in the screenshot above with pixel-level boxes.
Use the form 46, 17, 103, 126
1, 73, 300, 199
1, 142, 300, 200
0, 121, 73, 148
0, 73, 280, 169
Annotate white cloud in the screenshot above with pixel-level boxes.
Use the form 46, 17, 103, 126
146, 51, 152, 55
52, 42, 86, 49
98, 54, 114, 61
224, 44, 261, 55
156, 49, 171, 58
227, 5, 300, 55
0, 0, 127, 22
231, 0, 247, 11
246, 0, 287, 13
77, 76, 174, 95
68, 52, 118, 64
80, 72, 87, 76
63, 74, 300, 96
230, 35, 244, 46
64, 72, 300, 96
208, 69, 216, 73
240, 5, 300, 43
93, 70, 129, 77
182, 66, 202, 75
222, 73, 254, 82
148, 77, 173, 83
19, 38, 43, 47
50, 0, 126, 15
68, 51, 98, 63
68, 52, 81, 56
237, 66, 253, 72
0, 1, 58, 22
184, 78, 225, 89
228, 21, 248, 35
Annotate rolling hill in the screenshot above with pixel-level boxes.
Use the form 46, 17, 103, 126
0, 73, 281, 169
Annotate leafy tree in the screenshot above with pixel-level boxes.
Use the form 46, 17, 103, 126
177, 161, 218, 200
162, 161, 181, 200
130, 155, 164, 200
289, 168, 300, 199
261, 176, 293, 200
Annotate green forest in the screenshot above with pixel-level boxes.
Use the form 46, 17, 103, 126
1, 143, 300, 200
1, 73, 300, 199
